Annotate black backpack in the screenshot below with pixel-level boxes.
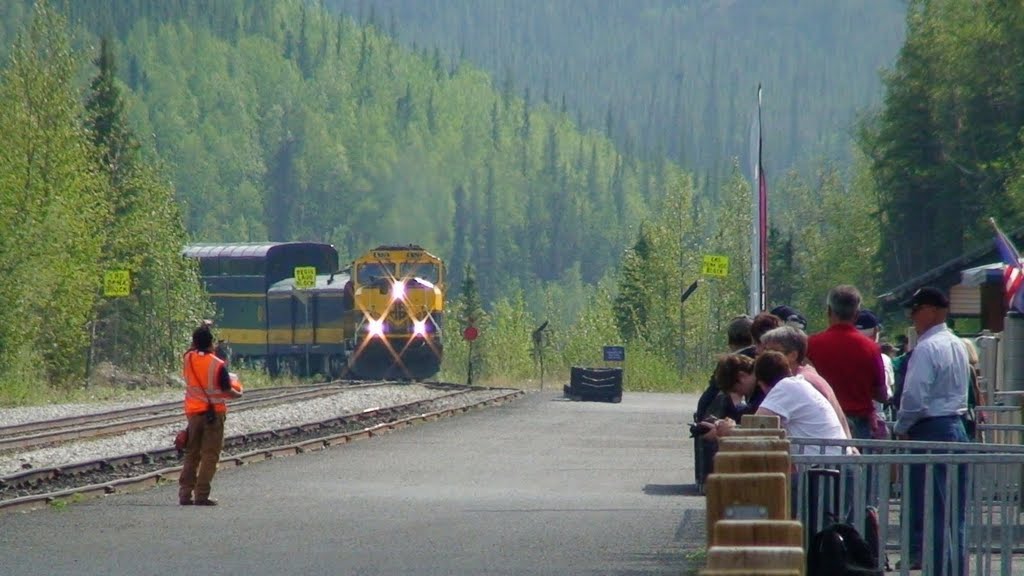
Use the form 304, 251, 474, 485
808, 520, 883, 576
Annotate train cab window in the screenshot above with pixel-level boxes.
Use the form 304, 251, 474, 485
404, 263, 439, 285
355, 263, 396, 285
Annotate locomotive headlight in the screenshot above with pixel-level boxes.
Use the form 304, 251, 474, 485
391, 280, 406, 301
413, 319, 427, 337
367, 318, 386, 337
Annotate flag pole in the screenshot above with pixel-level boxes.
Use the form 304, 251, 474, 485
749, 85, 767, 316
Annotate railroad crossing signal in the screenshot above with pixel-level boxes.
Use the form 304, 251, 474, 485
463, 325, 479, 341
294, 266, 316, 289
701, 255, 729, 277
104, 270, 130, 297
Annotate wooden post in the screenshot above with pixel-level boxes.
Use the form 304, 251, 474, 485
713, 451, 790, 475
718, 438, 791, 453
705, 546, 805, 575
705, 472, 790, 545
700, 565, 802, 569
714, 520, 803, 547
727, 428, 787, 438
740, 414, 781, 429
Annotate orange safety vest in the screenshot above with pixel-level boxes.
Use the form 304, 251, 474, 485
183, 350, 233, 416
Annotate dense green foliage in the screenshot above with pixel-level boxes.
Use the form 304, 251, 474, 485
0, 0, 696, 306
325, 0, 906, 185
860, 0, 1024, 287
0, 3, 206, 401
0, 0, 927, 398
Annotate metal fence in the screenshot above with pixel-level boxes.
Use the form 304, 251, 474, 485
791, 437, 1024, 576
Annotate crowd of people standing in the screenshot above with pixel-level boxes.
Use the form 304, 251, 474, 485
693, 284, 977, 575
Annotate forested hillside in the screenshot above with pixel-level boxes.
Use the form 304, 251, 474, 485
0, 0, 895, 395
326, 0, 906, 190
1, 0, 698, 309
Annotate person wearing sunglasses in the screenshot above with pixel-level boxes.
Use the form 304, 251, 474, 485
894, 287, 969, 574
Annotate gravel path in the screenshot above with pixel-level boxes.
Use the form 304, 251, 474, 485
0, 384, 491, 477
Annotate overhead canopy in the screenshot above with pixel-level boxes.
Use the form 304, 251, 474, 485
958, 262, 1010, 287
877, 225, 1024, 309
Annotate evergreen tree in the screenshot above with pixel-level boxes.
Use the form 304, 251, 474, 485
613, 227, 653, 342
449, 184, 469, 288
85, 37, 138, 195
264, 130, 299, 242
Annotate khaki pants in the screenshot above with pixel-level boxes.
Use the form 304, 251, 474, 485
178, 412, 226, 502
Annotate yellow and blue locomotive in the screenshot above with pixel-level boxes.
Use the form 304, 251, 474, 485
184, 242, 444, 380
347, 245, 445, 380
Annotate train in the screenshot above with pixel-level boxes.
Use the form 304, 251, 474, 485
182, 242, 445, 380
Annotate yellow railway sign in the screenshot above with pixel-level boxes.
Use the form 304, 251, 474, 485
702, 255, 729, 277
104, 270, 131, 297
294, 266, 316, 289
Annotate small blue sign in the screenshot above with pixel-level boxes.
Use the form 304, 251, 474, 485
603, 345, 625, 362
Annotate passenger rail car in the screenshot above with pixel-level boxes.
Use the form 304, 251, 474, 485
183, 242, 349, 377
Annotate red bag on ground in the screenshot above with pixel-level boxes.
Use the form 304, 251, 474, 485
174, 429, 188, 452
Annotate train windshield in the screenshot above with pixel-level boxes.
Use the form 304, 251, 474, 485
356, 262, 396, 285
404, 263, 439, 284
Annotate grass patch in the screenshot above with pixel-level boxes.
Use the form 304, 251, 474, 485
49, 493, 85, 510
0, 357, 705, 409
0, 364, 309, 408
682, 547, 707, 575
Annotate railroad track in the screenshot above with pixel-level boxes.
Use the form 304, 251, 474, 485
0, 381, 423, 453
0, 385, 523, 513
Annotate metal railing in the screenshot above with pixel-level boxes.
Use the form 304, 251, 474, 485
792, 437, 1024, 576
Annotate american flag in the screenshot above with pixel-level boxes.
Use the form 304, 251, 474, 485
991, 218, 1024, 310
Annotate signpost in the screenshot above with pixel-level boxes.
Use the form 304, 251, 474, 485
603, 345, 625, 362
702, 255, 730, 277
97, 270, 131, 375
294, 266, 316, 289
293, 267, 316, 373
532, 321, 549, 389
681, 280, 699, 304
463, 324, 479, 385
104, 270, 131, 297
701, 256, 728, 369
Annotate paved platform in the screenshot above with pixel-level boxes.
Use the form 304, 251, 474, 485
0, 390, 708, 576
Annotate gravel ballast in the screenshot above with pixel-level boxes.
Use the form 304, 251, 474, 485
0, 384, 505, 477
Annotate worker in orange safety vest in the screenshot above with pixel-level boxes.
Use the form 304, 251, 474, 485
179, 323, 243, 506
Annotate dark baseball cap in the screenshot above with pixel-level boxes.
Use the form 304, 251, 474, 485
855, 309, 881, 330
770, 305, 807, 329
905, 287, 950, 309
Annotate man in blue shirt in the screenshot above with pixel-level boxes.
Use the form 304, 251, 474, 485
895, 287, 968, 574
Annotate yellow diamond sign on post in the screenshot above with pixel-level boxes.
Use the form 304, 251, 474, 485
294, 266, 316, 289
701, 255, 729, 277
104, 270, 131, 297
